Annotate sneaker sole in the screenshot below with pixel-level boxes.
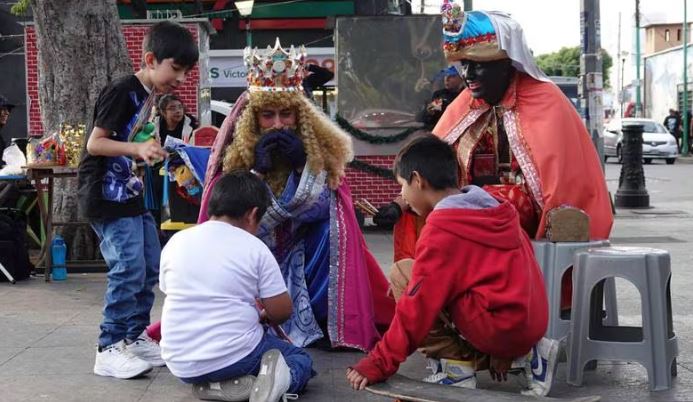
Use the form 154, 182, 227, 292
249, 349, 282, 402
141, 357, 166, 367
543, 339, 560, 394
192, 375, 256, 402
93, 365, 152, 379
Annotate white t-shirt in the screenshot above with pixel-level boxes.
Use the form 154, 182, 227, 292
159, 220, 287, 378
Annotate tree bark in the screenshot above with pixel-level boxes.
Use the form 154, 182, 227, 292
30, 0, 132, 259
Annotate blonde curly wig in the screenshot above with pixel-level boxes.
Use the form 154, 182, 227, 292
223, 91, 353, 194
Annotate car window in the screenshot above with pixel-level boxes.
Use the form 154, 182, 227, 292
640, 122, 668, 133
212, 111, 226, 128
606, 121, 620, 132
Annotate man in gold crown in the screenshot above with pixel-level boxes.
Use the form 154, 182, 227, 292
195, 39, 394, 351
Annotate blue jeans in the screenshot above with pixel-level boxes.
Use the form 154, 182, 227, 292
91, 213, 160, 348
179, 333, 315, 394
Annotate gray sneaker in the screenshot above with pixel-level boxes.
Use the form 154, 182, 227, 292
250, 349, 292, 402
127, 331, 165, 367
192, 375, 256, 402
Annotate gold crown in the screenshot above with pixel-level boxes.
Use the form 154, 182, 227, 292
244, 38, 306, 92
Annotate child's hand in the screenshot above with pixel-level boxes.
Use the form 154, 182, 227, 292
134, 141, 168, 165
489, 356, 512, 382
346, 368, 369, 390
258, 309, 270, 324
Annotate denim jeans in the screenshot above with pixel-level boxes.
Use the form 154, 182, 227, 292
91, 213, 161, 348
179, 332, 315, 394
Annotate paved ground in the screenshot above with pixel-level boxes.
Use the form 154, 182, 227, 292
2, 160, 693, 401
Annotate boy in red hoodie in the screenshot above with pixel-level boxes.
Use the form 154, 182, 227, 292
347, 135, 558, 396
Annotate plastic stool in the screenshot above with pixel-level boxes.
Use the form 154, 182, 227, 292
567, 247, 678, 391
532, 240, 615, 341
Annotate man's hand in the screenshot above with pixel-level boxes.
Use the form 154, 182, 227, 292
134, 141, 167, 166
277, 134, 306, 171
346, 368, 369, 391
489, 356, 513, 382
392, 196, 409, 213
253, 133, 282, 174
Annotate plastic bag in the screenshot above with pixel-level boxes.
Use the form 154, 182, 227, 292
0, 144, 27, 176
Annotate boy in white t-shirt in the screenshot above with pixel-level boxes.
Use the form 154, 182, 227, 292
159, 171, 314, 402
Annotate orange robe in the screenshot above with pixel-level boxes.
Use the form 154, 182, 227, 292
394, 72, 613, 260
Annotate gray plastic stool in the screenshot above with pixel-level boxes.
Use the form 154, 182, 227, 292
567, 247, 678, 391
532, 240, 615, 341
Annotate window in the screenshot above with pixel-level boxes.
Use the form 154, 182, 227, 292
665, 29, 671, 41
678, 29, 682, 41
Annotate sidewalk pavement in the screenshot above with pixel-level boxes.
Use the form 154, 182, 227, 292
1, 162, 693, 401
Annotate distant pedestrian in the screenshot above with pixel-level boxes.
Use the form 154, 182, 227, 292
663, 108, 682, 149
416, 66, 465, 129
0, 95, 15, 167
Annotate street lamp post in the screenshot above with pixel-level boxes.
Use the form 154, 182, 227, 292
620, 51, 628, 117
235, 0, 254, 48
683, 0, 689, 155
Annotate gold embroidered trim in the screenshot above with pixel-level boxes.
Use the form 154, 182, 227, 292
501, 109, 544, 209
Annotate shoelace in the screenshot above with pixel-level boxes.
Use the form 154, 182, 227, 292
107, 344, 140, 360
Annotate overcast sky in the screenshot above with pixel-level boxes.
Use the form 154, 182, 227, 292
413, 0, 690, 58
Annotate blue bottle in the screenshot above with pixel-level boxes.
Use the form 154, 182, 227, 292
51, 235, 68, 281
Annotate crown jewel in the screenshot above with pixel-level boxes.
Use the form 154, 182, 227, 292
244, 38, 306, 92
441, 0, 464, 34
440, 2, 502, 62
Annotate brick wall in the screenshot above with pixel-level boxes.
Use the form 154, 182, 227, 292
345, 155, 400, 207
25, 22, 201, 135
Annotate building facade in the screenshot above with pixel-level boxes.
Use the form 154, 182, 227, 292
644, 22, 692, 55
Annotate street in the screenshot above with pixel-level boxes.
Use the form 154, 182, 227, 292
1, 160, 693, 401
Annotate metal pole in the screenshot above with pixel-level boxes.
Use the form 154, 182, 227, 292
463, 0, 473, 11
615, 123, 649, 208
635, 0, 642, 117
621, 57, 626, 117
683, 0, 689, 155
245, 17, 252, 48
420, 0, 425, 14
580, 0, 604, 164
617, 12, 622, 117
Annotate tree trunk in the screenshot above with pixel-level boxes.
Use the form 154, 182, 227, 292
30, 0, 132, 260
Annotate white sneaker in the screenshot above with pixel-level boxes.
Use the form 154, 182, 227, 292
127, 331, 165, 367
521, 337, 560, 397
422, 358, 477, 389
93, 340, 153, 379
250, 349, 292, 402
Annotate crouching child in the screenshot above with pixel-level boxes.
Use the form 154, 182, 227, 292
160, 171, 314, 402
346, 135, 558, 396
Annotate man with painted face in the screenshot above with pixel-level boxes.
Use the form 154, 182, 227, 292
392, 4, 613, 260
386, 2, 614, 396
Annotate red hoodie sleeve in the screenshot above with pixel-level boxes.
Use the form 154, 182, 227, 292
352, 229, 459, 383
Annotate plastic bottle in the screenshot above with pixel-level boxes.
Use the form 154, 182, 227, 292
50, 235, 68, 281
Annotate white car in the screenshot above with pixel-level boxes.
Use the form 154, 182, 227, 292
603, 118, 679, 165
210, 99, 234, 127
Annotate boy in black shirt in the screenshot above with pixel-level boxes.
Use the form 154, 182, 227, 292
78, 21, 198, 379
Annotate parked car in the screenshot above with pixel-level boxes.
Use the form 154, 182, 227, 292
210, 99, 234, 127
349, 109, 420, 129
603, 118, 678, 164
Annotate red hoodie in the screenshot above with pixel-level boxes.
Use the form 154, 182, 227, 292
353, 198, 548, 383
